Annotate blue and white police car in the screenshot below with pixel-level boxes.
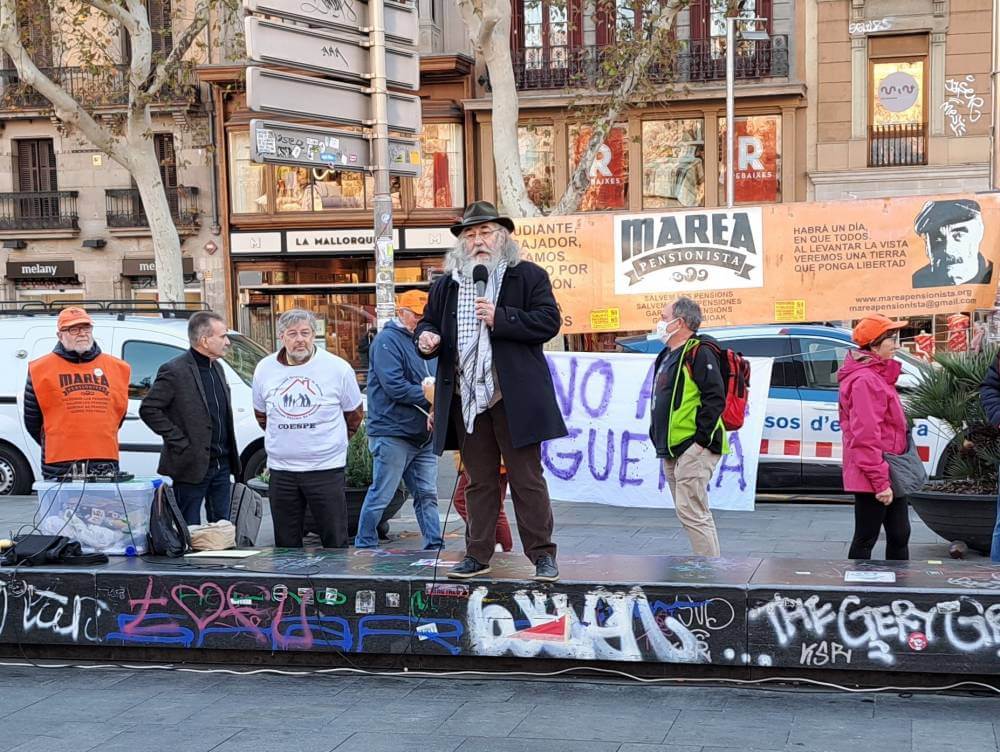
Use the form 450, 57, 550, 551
618, 324, 950, 493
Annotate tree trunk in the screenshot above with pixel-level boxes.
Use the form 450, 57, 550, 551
481, 9, 538, 218
130, 142, 185, 303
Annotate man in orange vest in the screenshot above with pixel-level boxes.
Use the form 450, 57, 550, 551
23, 307, 130, 479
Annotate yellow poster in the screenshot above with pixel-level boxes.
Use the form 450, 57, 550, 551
510, 193, 1000, 334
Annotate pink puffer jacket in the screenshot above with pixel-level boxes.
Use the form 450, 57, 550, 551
837, 350, 908, 494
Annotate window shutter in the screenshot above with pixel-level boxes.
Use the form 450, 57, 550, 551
757, 0, 772, 31
38, 139, 56, 192
569, 0, 583, 48
149, 0, 173, 57
511, 0, 523, 50
689, 0, 707, 40
155, 133, 179, 214
595, 0, 613, 46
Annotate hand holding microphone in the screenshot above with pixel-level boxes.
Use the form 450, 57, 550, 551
473, 264, 496, 328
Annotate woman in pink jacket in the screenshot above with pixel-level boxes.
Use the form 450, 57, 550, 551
837, 314, 911, 560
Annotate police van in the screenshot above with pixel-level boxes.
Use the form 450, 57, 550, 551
0, 305, 269, 495
618, 325, 951, 493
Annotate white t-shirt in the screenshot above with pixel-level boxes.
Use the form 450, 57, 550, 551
252, 348, 363, 472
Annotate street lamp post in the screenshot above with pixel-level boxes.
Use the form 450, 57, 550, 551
725, 16, 770, 209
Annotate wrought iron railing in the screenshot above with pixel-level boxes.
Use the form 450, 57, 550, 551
868, 123, 927, 167
0, 191, 79, 231
105, 186, 200, 228
510, 36, 789, 91
0, 66, 198, 109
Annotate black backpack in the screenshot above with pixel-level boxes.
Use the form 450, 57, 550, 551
147, 483, 191, 557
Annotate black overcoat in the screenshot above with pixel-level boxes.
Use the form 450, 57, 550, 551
415, 260, 568, 456
139, 351, 242, 484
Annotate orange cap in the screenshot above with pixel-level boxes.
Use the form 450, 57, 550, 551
852, 313, 908, 347
56, 306, 93, 331
396, 290, 428, 315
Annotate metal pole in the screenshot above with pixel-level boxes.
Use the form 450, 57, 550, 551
726, 16, 735, 209
370, 0, 395, 331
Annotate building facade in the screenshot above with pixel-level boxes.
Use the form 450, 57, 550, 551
807, 0, 993, 201
0, 0, 229, 311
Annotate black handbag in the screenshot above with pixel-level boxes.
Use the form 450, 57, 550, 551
0, 535, 109, 567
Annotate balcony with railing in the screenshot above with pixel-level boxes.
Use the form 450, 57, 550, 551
105, 186, 200, 230
0, 191, 79, 232
511, 36, 788, 91
868, 123, 927, 167
0, 66, 198, 110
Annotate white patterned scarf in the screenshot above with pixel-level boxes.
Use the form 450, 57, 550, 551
455, 258, 508, 433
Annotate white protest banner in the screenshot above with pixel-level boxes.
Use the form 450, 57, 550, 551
541, 352, 773, 511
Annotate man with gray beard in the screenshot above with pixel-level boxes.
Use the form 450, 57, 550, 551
23, 307, 130, 479
415, 201, 566, 581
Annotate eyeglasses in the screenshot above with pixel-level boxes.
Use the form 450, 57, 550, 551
60, 324, 92, 335
463, 227, 499, 242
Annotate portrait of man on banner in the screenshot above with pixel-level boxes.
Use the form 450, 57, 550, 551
911, 199, 993, 288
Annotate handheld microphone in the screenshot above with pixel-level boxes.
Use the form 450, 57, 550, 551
473, 264, 489, 298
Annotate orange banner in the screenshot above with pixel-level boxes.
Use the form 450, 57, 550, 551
511, 193, 1000, 334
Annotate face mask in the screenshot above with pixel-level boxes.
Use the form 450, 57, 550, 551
647, 318, 676, 341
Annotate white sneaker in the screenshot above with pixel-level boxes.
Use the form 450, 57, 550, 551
494, 543, 504, 553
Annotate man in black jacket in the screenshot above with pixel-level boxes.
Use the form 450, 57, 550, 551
649, 297, 727, 557
415, 201, 567, 581
140, 311, 241, 525
979, 360, 1000, 563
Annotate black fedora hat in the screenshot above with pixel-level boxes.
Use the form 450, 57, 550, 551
449, 201, 516, 236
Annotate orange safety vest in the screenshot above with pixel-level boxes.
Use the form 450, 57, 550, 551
28, 352, 131, 464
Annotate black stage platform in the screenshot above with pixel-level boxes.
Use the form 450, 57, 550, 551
2, 548, 999, 674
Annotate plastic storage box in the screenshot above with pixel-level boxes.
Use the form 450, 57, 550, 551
33, 479, 156, 555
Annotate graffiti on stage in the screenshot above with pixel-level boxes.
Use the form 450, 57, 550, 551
0, 578, 107, 643
750, 593, 1000, 666
466, 585, 738, 663
105, 577, 463, 653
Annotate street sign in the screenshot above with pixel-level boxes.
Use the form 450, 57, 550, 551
246, 67, 422, 133
245, 17, 419, 91
249, 119, 422, 177
242, 0, 419, 46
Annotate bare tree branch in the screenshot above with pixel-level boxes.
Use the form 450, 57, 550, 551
553, 0, 684, 216
81, 0, 138, 35
0, 0, 126, 162
146, 0, 210, 98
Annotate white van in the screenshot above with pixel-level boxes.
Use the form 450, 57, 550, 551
0, 310, 269, 494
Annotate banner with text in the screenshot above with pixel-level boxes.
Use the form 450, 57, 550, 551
540, 352, 772, 511
512, 192, 1000, 334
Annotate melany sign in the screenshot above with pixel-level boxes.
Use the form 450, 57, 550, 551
5, 260, 76, 279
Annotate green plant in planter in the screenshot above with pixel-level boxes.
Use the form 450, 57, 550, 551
905, 346, 1000, 494
346, 420, 374, 488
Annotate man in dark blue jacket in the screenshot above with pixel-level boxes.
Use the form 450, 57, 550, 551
355, 291, 442, 549
979, 359, 1000, 562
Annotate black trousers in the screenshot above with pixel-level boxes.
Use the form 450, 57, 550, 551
849, 492, 911, 560
268, 467, 348, 548
452, 396, 556, 565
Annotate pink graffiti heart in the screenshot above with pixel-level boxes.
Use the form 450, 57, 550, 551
171, 583, 227, 634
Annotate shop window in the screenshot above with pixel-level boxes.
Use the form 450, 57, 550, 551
519, 125, 556, 211
568, 123, 629, 212
641, 119, 704, 209
415, 123, 464, 209
869, 35, 928, 167
717, 114, 781, 204
228, 131, 267, 214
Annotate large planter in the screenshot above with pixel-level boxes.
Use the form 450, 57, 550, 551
909, 486, 997, 555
